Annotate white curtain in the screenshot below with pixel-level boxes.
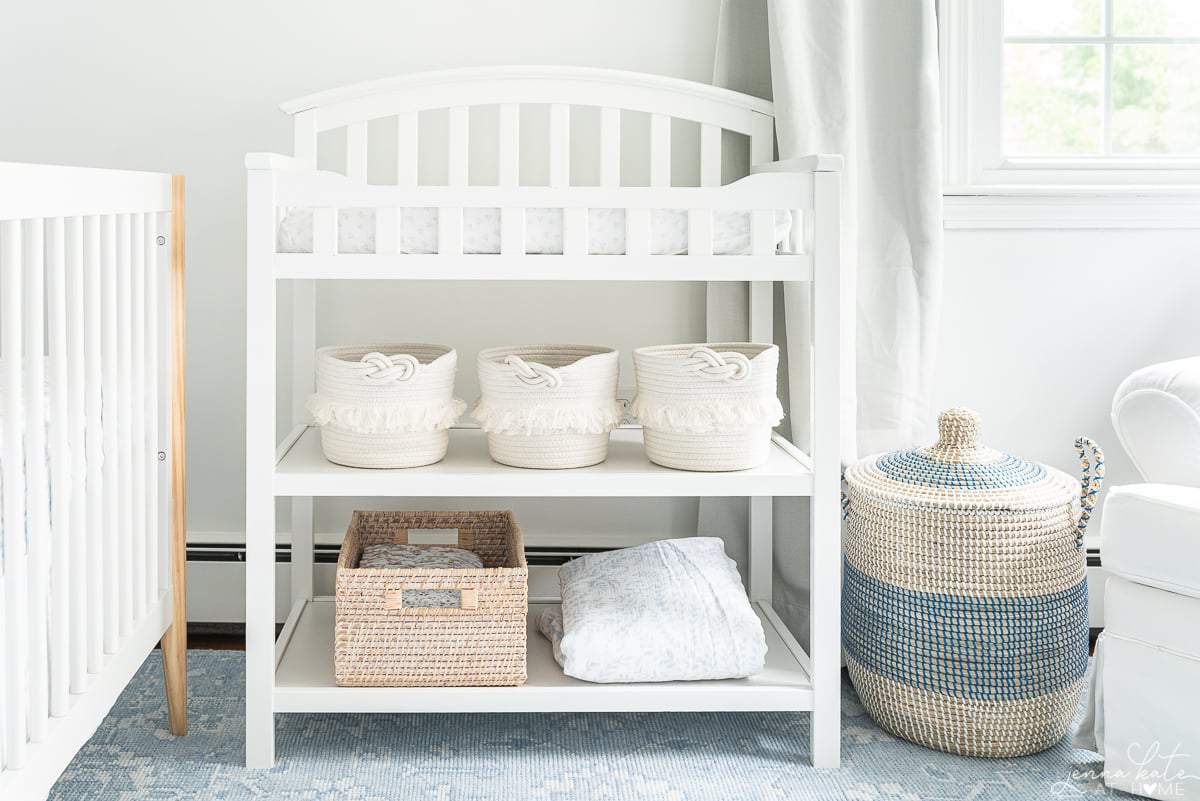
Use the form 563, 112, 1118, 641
706, 0, 943, 643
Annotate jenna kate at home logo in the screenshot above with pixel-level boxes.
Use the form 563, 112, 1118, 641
1053, 742, 1200, 798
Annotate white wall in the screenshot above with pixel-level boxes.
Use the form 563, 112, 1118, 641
935, 226, 1200, 540
3, 0, 1194, 551
0, 0, 737, 542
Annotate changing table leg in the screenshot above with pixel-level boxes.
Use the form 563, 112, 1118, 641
748, 496, 772, 602
245, 166, 278, 768
290, 280, 315, 606
808, 168, 843, 768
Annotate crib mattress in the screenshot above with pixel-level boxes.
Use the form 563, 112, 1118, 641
277, 207, 792, 255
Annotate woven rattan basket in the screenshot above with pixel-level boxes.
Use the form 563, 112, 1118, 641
308, 344, 465, 468
842, 408, 1104, 758
473, 344, 622, 469
631, 343, 784, 471
334, 510, 528, 687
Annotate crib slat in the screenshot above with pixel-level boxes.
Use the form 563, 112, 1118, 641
346, 121, 367, 184
550, 103, 569, 188
626, 208, 650, 256
2, 218, 30, 770
65, 216, 88, 692
116, 215, 135, 638
750, 114, 774, 167
156, 210, 171, 593
313, 208, 337, 256
46, 217, 72, 718
375, 207, 401, 255
438, 208, 463, 256
448, 106, 468, 187
500, 208, 524, 255
499, 103, 519, 188
688, 209, 713, 257
600, 107, 620, 188
131, 213, 148, 620
144, 213, 159, 602
294, 110, 317, 168
396, 112, 418, 187
24, 218, 51, 744
701, 124, 721, 188
100, 214, 120, 654
752, 209, 776, 256
563, 208, 587, 256
83, 216, 104, 672
650, 114, 671, 188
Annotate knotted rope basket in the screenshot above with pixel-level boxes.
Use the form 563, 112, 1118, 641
307, 344, 465, 469
842, 407, 1104, 757
473, 345, 622, 469
632, 343, 784, 471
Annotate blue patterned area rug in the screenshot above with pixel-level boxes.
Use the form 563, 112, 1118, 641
49, 650, 1123, 801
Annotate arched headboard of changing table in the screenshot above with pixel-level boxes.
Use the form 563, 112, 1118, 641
278, 65, 778, 187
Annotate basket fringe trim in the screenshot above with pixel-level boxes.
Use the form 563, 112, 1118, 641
631, 397, 784, 433
472, 401, 624, 436
308, 394, 466, 433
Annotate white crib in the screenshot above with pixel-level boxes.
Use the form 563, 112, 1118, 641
0, 162, 188, 801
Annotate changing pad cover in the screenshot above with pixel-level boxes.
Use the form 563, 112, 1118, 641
278, 207, 792, 256
542, 537, 766, 683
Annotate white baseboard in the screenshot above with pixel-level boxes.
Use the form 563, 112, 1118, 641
186, 538, 1113, 628
186, 560, 334, 624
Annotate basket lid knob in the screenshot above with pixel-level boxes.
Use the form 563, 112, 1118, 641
936, 407, 982, 449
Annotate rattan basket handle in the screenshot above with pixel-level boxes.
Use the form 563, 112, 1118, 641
840, 472, 851, 521
359, 352, 421, 384
505, 355, 562, 389
1074, 436, 1105, 548
384, 588, 479, 611
684, 347, 751, 383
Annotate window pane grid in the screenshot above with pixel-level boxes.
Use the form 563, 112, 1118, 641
1004, 35, 1200, 42
1003, 0, 1200, 157
1104, 0, 1113, 154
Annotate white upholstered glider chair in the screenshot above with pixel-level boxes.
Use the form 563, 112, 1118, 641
1076, 357, 1200, 801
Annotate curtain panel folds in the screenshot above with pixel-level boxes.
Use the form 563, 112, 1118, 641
707, 0, 943, 643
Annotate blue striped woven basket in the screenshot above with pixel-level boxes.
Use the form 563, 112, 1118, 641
842, 408, 1104, 757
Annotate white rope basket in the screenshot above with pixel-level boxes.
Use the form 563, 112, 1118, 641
308, 343, 465, 469
632, 343, 783, 472
473, 345, 621, 469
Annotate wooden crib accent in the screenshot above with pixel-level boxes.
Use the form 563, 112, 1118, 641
161, 174, 188, 736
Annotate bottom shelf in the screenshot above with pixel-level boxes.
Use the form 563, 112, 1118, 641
273, 599, 814, 714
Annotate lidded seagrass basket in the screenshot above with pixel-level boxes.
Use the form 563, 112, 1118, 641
334, 510, 528, 687
842, 408, 1104, 758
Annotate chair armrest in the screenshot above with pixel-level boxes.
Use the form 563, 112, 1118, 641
1113, 357, 1200, 486
1102, 483, 1200, 597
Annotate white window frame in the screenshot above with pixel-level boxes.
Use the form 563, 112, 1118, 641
940, 0, 1200, 201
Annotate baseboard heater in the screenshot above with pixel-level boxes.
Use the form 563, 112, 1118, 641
184, 542, 607, 625
186, 543, 1111, 629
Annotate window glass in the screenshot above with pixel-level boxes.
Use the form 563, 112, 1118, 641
1004, 44, 1103, 154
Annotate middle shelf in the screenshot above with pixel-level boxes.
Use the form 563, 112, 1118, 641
274, 425, 813, 497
